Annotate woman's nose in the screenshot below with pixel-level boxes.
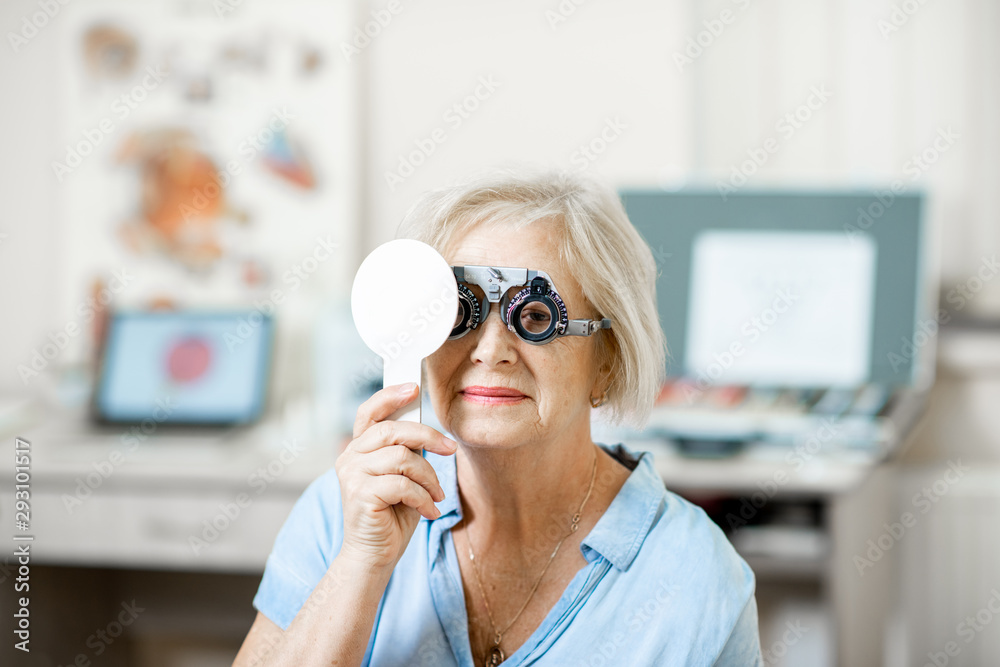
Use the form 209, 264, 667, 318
470, 302, 518, 366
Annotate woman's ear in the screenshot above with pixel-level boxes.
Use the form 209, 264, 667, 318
592, 354, 613, 399
594, 330, 616, 389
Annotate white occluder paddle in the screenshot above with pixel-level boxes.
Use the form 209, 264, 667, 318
351, 239, 458, 423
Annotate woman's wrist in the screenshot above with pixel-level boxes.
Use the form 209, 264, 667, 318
334, 546, 398, 582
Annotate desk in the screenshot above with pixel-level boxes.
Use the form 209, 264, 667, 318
0, 398, 340, 573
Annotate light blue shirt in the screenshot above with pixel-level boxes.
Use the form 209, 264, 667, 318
253, 442, 763, 666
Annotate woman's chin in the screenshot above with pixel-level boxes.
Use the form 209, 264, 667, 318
448, 420, 526, 449
443, 399, 535, 443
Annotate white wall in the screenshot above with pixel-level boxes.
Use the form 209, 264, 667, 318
361, 0, 1000, 309
0, 0, 61, 396
363, 0, 691, 240
2, 0, 999, 396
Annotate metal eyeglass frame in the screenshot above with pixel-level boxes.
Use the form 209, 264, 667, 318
449, 264, 612, 345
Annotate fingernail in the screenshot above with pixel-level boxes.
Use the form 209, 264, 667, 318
398, 382, 417, 395
442, 436, 458, 451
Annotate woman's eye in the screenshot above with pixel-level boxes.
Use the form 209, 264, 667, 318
520, 304, 551, 333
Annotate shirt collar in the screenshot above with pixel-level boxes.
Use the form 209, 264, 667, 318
424, 442, 665, 572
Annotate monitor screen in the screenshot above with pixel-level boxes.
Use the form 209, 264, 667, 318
94, 310, 275, 425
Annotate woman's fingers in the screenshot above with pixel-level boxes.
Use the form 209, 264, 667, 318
365, 474, 440, 520
351, 417, 458, 458
360, 444, 446, 502
353, 383, 420, 439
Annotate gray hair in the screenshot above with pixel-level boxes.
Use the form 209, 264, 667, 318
395, 166, 668, 430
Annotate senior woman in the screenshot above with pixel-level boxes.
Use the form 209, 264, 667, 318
234, 169, 762, 667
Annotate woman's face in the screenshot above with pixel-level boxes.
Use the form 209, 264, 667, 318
426, 221, 604, 449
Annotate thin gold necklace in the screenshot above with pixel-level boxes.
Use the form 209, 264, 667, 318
460, 446, 599, 667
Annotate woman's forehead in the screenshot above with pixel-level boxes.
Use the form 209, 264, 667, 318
446, 221, 560, 268
447, 224, 588, 307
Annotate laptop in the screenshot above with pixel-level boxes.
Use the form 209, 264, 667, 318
90, 309, 275, 429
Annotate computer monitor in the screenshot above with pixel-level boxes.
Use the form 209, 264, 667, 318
620, 190, 930, 388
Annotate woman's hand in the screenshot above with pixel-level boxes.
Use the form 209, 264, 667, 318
335, 382, 458, 570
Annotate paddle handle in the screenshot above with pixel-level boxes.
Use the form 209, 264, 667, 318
384, 355, 423, 424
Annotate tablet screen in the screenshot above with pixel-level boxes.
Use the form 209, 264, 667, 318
94, 310, 274, 425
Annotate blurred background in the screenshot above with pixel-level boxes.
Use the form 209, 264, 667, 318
1, 0, 999, 665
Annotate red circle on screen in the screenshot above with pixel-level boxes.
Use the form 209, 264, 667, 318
167, 337, 212, 382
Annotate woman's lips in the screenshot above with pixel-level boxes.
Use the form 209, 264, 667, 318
461, 386, 526, 405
